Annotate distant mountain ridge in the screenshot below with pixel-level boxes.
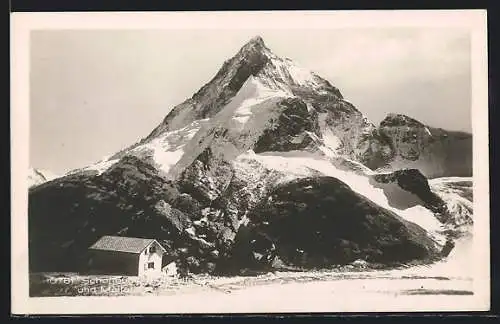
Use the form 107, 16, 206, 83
376, 114, 472, 178
28, 168, 58, 188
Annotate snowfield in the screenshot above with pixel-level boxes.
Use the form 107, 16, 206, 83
230, 76, 290, 126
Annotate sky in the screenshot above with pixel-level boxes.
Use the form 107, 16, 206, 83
30, 28, 471, 174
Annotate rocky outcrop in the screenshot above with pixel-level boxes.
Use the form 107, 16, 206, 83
230, 177, 440, 271
254, 97, 321, 153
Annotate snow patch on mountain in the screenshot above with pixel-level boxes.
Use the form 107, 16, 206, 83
322, 131, 342, 153
230, 76, 290, 126
66, 155, 120, 176
130, 119, 209, 175
318, 113, 342, 156
146, 143, 185, 175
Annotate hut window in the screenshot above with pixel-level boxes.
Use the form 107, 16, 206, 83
149, 245, 156, 254
147, 262, 154, 269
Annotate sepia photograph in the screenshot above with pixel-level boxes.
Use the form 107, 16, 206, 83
11, 10, 489, 314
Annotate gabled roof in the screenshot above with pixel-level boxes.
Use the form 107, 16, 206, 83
89, 235, 167, 254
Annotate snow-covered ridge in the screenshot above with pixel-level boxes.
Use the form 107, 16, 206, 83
146, 35, 344, 138
28, 168, 59, 187
155, 76, 296, 180
317, 113, 342, 156
66, 157, 120, 176
259, 53, 325, 91
129, 118, 210, 176
244, 36, 330, 91
65, 119, 211, 178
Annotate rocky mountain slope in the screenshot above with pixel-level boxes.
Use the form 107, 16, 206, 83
28, 36, 473, 275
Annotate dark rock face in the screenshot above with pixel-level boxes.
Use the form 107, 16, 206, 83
178, 147, 234, 205
377, 169, 430, 197
370, 169, 447, 215
232, 177, 439, 270
254, 97, 321, 153
223, 225, 277, 273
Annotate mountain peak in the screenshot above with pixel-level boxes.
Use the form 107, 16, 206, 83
238, 35, 270, 57
247, 35, 265, 46
145, 35, 343, 138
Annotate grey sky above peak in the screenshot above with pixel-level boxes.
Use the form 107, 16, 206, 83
30, 28, 471, 174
